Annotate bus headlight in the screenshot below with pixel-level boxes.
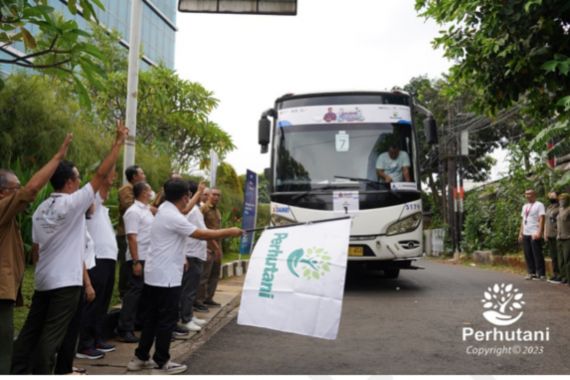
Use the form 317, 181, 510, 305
271, 214, 296, 226
385, 212, 422, 236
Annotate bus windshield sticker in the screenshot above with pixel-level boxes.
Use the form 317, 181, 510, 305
390, 182, 418, 192
335, 131, 349, 152
333, 191, 359, 214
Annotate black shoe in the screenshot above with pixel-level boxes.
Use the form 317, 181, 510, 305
562, 279, 569, 284
173, 324, 189, 335
193, 304, 209, 312
204, 300, 221, 307
117, 331, 140, 343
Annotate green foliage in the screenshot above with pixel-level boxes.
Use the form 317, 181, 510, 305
416, 0, 570, 118
0, 0, 106, 105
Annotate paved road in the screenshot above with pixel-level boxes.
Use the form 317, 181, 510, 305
184, 259, 570, 375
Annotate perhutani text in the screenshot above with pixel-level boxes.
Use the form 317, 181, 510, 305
258, 233, 288, 299
462, 327, 550, 342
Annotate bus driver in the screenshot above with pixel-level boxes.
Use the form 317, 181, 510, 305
376, 143, 411, 183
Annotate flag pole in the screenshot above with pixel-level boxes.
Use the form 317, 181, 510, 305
244, 216, 351, 233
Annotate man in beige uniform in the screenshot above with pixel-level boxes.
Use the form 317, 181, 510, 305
557, 193, 570, 286
0, 134, 73, 374
544, 191, 561, 283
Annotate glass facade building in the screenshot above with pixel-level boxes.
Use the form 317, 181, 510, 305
0, 0, 177, 75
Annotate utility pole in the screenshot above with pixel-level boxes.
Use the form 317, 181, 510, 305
122, 0, 143, 184
447, 105, 458, 253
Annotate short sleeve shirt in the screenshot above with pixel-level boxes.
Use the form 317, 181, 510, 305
544, 204, 559, 238
87, 193, 118, 260
185, 205, 207, 261
33, 184, 95, 291
521, 201, 546, 236
376, 151, 411, 182
144, 201, 197, 288
124, 200, 154, 261
84, 230, 96, 270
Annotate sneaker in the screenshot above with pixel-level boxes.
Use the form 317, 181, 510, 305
127, 357, 157, 371
193, 304, 209, 312
75, 348, 105, 360
174, 324, 189, 334
548, 276, 562, 284
117, 331, 140, 343
183, 320, 202, 332
538, 275, 546, 281
151, 361, 187, 375
525, 274, 536, 280
204, 300, 221, 307
95, 340, 116, 353
192, 316, 207, 326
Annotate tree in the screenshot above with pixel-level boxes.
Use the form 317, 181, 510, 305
0, 0, 106, 101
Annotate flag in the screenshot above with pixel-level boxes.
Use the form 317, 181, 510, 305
209, 150, 218, 187
237, 217, 351, 340
239, 170, 258, 254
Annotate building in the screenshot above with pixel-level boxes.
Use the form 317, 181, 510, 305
0, 0, 177, 76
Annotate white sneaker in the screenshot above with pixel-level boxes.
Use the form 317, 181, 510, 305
127, 357, 157, 371
192, 316, 207, 326
151, 361, 187, 375
184, 320, 202, 332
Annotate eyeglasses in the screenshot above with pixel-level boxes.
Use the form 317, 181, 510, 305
1, 183, 21, 191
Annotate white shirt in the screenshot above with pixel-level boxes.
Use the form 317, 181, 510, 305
84, 230, 96, 270
124, 200, 154, 261
86, 193, 118, 260
185, 205, 207, 261
144, 201, 198, 287
521, 201, 546, 236
33, 184, 95, 291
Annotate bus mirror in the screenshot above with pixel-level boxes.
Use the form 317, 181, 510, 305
259, 116, 271, 153
424, 116, 438, 145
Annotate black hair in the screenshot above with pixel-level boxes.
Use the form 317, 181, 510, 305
187, 180, 198, 195
133, 181, 149, 199
164, 178, 190, 203
125, 165, 141, 183
50, 160, 76, 191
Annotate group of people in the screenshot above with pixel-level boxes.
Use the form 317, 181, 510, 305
519, 189, 570, 283
0, 122, 242, 375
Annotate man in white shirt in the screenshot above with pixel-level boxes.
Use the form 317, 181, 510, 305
518, 189, 546, 280
127, 179, 242, 375
179, 181, 208, 332
11, 121, 128, 374
117, 181, 155, 343
77, 170, 119, 359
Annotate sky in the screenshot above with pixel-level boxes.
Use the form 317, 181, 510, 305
174, 0, 455, 176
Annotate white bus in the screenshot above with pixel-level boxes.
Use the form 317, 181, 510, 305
258, 91, 438, 279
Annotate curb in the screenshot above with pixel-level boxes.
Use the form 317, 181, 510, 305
221, 259, 249, 279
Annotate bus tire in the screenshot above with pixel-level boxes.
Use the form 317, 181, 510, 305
383, 268, 400, 279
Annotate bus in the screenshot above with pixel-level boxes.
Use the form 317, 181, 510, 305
258, 91, 438, 279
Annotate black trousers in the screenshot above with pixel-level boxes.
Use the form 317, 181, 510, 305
11, 286, 81, 374
117, 235, 129, 299
118, 260, 146, 333
54, 288, 85, 374
135, 285, 181, 368
546, 238, 560, 275
523, 235, 545, 276
0, 300, 15, 374
79, 259, 115, 350
180, 257, 204, 323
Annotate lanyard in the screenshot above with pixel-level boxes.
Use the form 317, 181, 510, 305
524, 203, 534, 222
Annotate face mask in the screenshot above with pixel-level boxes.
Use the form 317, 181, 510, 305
149, 190, 156, 200
550, 198, 558, 205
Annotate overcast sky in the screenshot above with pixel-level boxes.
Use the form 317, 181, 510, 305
174, 0, 454, 176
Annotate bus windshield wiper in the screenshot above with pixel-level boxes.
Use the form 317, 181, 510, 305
333, 175, 386, 189
290, 184, 344, 201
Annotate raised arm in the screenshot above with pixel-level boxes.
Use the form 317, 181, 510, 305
24, 133, 73, 197
90, 120, 128, 193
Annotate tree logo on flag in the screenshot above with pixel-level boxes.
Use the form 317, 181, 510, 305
481, 283, 525, 326
287, 247, 332, 280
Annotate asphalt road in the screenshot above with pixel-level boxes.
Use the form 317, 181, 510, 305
184, 259, 570, 375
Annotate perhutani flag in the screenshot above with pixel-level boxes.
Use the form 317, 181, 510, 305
237, 217, 351, 340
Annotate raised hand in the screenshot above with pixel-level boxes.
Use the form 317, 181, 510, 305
56, 133, 73, 159
115, 119, 129, 145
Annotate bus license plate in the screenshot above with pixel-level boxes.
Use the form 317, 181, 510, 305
348, 246, 363, 257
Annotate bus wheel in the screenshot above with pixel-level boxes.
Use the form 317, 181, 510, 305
383, 268, 400, 279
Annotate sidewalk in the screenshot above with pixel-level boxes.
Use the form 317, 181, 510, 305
75, 275, 245, 375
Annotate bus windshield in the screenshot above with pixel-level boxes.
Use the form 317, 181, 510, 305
273, 122, 415, 192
